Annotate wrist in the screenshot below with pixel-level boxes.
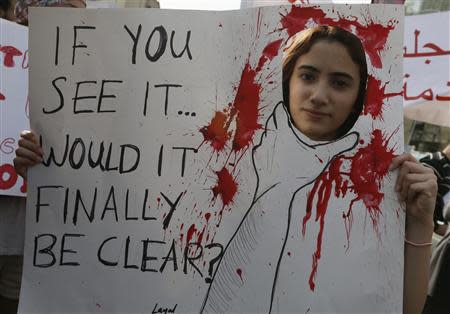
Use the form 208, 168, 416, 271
405, 218, 434, 244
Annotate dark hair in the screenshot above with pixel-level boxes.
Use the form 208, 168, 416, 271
282, 25, 368, 139
0, 0, 13, 15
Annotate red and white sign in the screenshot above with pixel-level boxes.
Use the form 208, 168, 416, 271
403, 12, 450, 127
0, 18, 29, 196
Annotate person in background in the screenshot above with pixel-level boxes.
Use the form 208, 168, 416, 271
420, 144, 450, 236
0, 0, 15, 20
421, 144, 450, 314
15, 0, 85, 25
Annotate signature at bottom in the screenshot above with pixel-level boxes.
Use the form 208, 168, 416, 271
152, 303, 177, 314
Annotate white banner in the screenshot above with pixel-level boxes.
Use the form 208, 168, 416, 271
21, 5, 404, 313
0, 18, 29, 196
403, 11, 450, 127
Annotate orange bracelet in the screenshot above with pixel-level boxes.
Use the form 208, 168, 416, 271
404, 238, 433, 247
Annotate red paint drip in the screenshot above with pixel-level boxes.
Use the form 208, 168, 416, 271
20, 180, 27, 193
363, 75, 386, 119
197, 225, 206, 245
236, 268, 243, 282
205, 212, 211, 223
0, 93, 5, 101
186, 224, 197, 246
280, 6, 394, 68
302, 157, 346, 291
303, 129, 395, 291
212, 167, 238, 207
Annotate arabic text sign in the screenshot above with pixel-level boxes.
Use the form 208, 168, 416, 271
403, 11, 450, 126
21, 6, 404, 313
0, 18, 29, 196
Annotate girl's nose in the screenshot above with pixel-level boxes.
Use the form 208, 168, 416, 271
310, 80, 329, 107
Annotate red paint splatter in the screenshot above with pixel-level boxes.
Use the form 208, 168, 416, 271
236, 268, 243, 282
280, 6, 395, 68
287, 251, 292, 257
0, 45, 23, 67
0, 93, 5, 101
212, 167, 238, 207
347, 129, 396, 229
200, 37, 284, 216
200, 37, 283, 155
302, 129, 396, 291
363, 75, 386, 119
205, 212, 211, 223
200, 111, 230, 152
256, 39, 284, 72
231, 63, 264, 151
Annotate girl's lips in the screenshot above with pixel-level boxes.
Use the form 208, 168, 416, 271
302, 108, 330, 119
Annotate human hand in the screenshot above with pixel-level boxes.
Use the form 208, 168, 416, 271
443, 144, 450, 160
252, 102, 358, 197
13, 130, 43, 180
391, 153, 437, 242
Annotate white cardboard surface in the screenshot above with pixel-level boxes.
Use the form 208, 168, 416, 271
21, 5, 404, 313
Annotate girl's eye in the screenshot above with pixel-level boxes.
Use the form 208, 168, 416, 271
332, 79, 349, 89
300, 73, 315, 82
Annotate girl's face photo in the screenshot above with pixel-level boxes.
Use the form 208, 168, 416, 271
288, 40, 361, 141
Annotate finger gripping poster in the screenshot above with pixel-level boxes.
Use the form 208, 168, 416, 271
22, 4, 404, 313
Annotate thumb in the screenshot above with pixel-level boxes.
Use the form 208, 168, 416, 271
314, 132, 359, 162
